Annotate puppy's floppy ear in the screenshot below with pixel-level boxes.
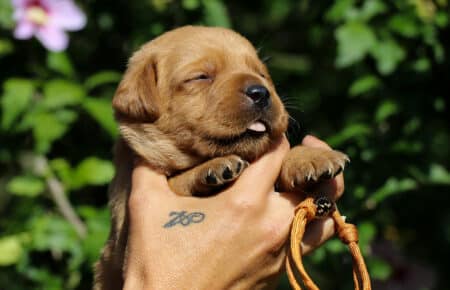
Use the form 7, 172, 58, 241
113, 55, 160, 122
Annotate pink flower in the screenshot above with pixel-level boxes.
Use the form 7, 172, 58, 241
12, 0, 86, 51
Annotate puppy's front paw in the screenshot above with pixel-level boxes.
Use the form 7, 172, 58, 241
202, 155, 249, 186
278, 146, 349, 192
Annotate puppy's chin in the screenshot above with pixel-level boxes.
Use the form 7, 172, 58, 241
193, 128, 283, 161
212, 134, 274, 160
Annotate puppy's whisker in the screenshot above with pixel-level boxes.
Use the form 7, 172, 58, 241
287, 115, 304, 144
261, 55, 272, 64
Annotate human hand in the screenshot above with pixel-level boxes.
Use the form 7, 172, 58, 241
123, 135, 345, 290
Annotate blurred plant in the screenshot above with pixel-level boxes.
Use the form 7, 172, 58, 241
0, 0, 449, 289
12, 0, 86, 51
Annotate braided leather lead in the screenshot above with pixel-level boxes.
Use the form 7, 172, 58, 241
286, 196, 372, 290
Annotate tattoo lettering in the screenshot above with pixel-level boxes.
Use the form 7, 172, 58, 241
163, 211, 205, 228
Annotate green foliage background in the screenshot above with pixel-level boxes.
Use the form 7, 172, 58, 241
0, 0, 449, 289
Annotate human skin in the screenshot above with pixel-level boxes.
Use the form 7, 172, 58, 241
123, 135, 344, 290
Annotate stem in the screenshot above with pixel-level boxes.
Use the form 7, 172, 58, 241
26, 153, 88, 238
46, 175, 87, 238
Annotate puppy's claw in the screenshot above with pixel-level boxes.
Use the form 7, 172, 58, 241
200, 155, 246, 189
278, 146, 350, 192
222, 166, 233, 180
205, 171, 218, 185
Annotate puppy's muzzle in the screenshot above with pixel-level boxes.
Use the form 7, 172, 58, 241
245, 84, 271, 110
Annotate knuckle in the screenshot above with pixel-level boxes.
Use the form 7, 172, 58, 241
228, 196, 259, 212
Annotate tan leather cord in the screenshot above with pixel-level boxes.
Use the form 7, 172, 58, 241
286, 196, 372, 290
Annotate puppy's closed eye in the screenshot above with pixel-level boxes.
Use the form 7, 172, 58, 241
185, 73, 213, 83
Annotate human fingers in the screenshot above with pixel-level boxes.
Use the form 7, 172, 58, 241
229, 136, 289, 200
301, 134, 332, 149
270, 191, 337, 255
301, 217, 336, 255
130, 161, 172, 198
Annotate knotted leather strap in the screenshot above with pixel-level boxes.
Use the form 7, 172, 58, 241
286, 196, 371, 290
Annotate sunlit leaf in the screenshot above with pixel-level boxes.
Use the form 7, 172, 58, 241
79, 206, 110, 263
327, 123, 372, 147
335, 21, 376, 67
1, 78, 35, 130
47, 52, 75, 77
0, 236, 23, 266
359, 0, 387, 21
375, 100, 399, 122
429, 164, 450, 185
82, 98, 118, 137
7, 175, 45, 197
71, 157, 114, 189
368, 177, 417, 207
42, 80, 85, 109
33, 112, 70, 153
388, 14, 420, 37
30, 214, 79, 252
349, 74, 381, 97
370, 39, 406, 75
325, 0, 355, 23
84, 71, 121, 91
50, 158, 73, 189
0, 0, 14, 29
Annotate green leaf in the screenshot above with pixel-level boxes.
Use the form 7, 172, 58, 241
335, 22, 376, 67
388, 14, 420, 38
349, 75, 381, 97
325, 239, 346, 254
202, 0, 231, 28
368, 258, 392, 280
368, 177, 417, 207
0, 38, 13, 57
370, 39, 406, 75
84, 71, 121, 91
266, 0, 291, 24
412, 57, 431, 72
7, 176, 45, 197
50, 158, 73, 189
358, 221, 376, 251
182, 0, 200, 10
1, 78, 35, 130
30, 214, 79, 252
327, 123, 372, 147
33, 112, 70, 153
42, 80, 85, 109
82, 98, 118, 137
429, 164, 450, 185
325, 0, 355, 23
0, 236, 23, 266
79, 206, 110, 263
47, 52, 75, 77
359, 0, 387, 21
375, 100, 399, 122
71, 157, 114, 189
0, 0, 14, 29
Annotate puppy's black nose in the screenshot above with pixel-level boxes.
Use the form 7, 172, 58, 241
245, 85, 270, 109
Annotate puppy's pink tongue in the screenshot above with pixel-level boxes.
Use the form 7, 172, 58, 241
247, 121, 266, 132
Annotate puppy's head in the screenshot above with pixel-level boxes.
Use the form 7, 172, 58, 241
114, 26, 288, 163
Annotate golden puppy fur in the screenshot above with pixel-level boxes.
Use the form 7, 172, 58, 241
94, 26, 348, 290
